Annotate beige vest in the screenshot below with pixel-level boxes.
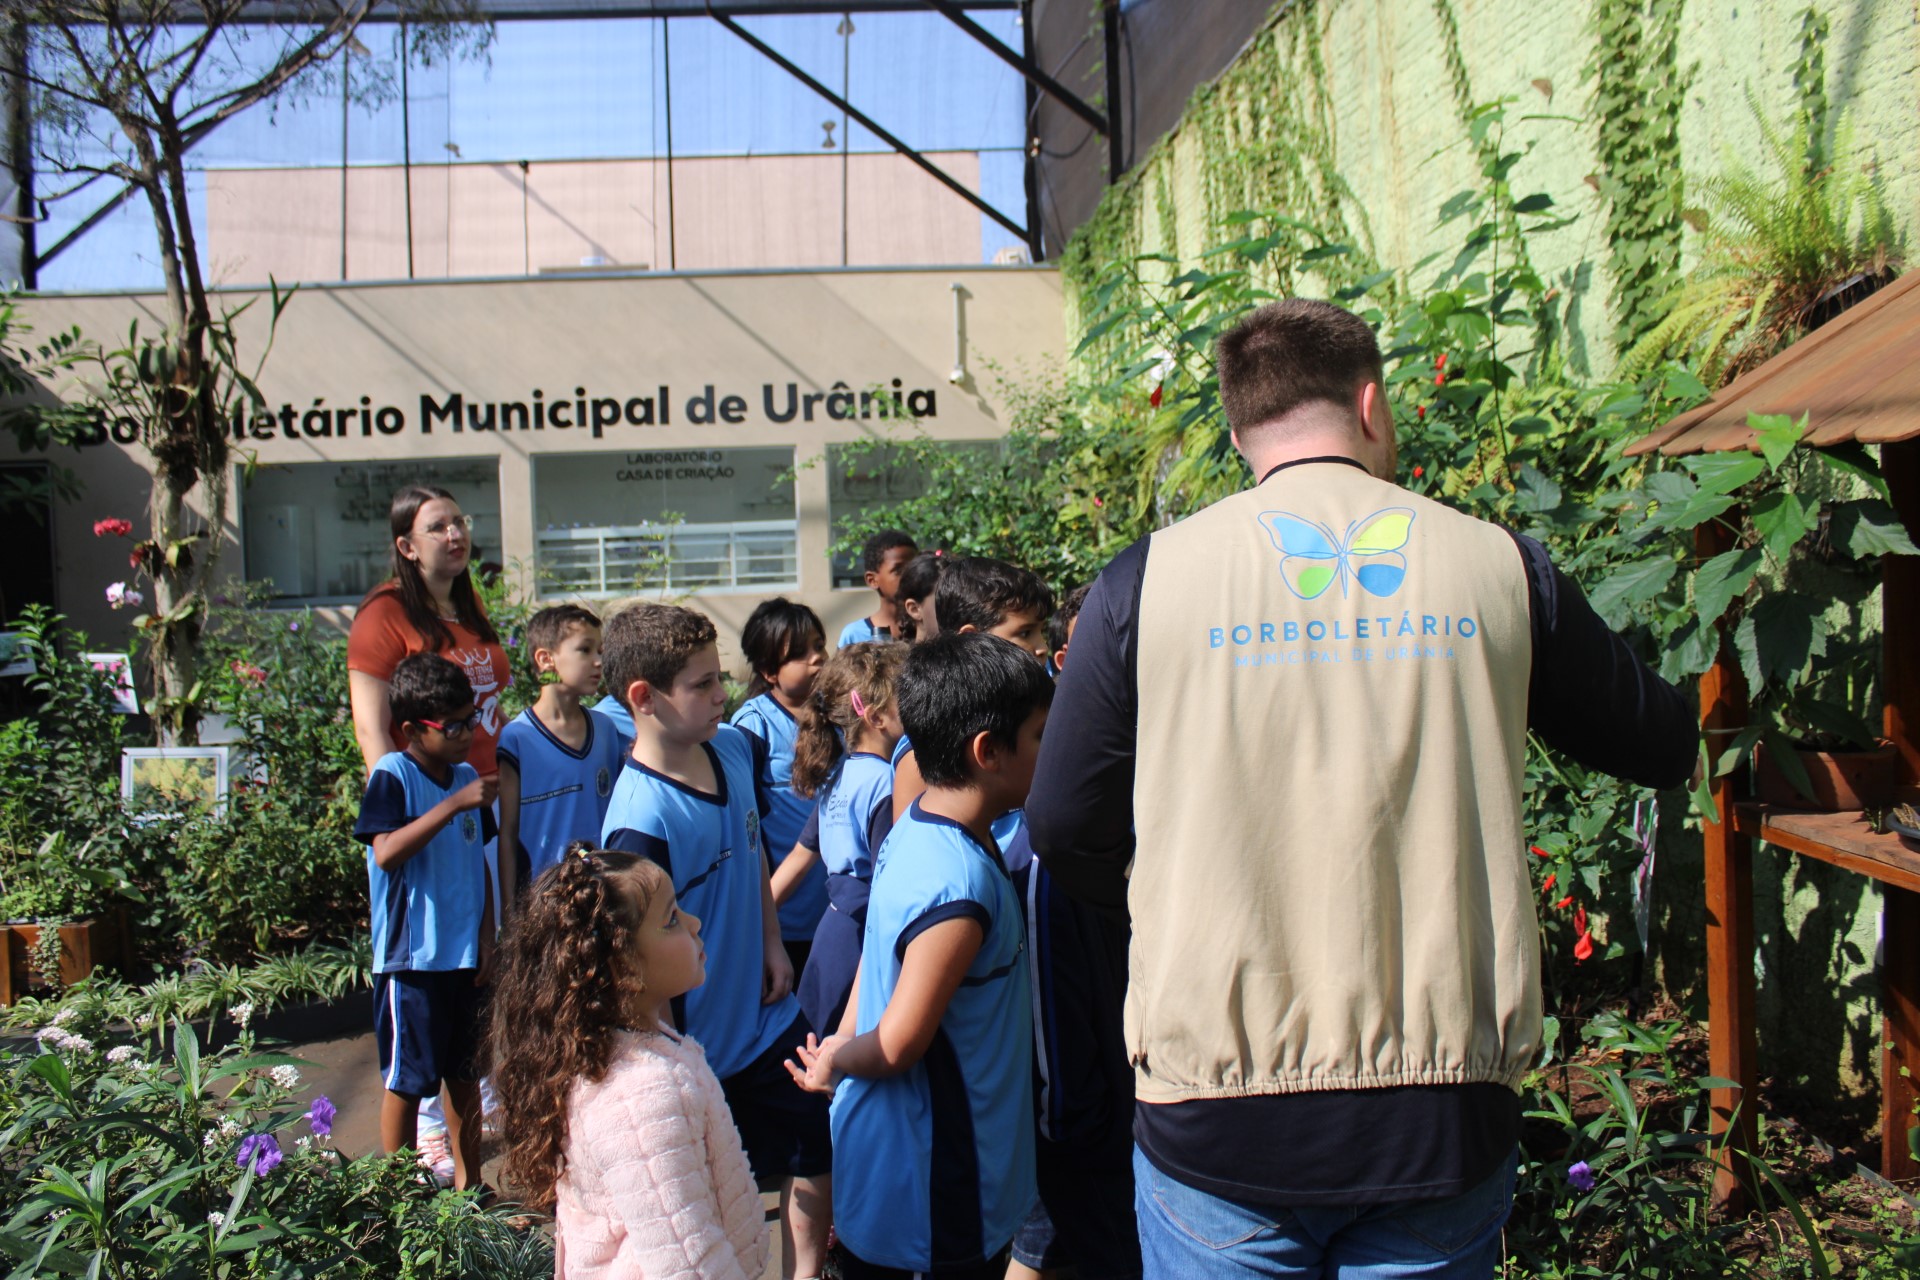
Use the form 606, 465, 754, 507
1129, 461, 1536, 1104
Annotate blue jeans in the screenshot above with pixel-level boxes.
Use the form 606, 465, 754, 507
1133, 1145, 1516, 1279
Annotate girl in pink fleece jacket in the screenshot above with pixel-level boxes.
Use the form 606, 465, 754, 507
492, 845, 769, 1279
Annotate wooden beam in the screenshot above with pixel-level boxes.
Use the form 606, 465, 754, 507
1880, 438, 1920, 1181
1698, 516, 1757, 1213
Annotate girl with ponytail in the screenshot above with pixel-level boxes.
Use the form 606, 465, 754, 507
790, 641, 908, 1036
490, 846, 768, 1279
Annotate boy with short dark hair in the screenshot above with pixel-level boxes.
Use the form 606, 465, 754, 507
1048, 584, 1091, 674
839, 529, 918, 647
496, 604, 625, 908
599, 603, 832, 1280
894, 556, 1055, 821
787, 630, 1054, 1279
354, 652, 498, 1191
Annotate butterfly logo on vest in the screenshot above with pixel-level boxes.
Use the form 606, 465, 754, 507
1256, 508, 1416, 600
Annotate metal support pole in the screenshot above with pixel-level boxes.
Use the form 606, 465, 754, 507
708, 7, 1029, 243
6, 22, 35, 289
1102, 0, 1123, 180
1018, 0, 1041, 262
662, 15, 677, 271
400, 22, 415, 280
339, 53, 350, 280
924, 0, 1108, 137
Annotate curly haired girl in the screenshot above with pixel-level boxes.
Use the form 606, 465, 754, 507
790, 641, 908, 1037
490, 846, 768, 1280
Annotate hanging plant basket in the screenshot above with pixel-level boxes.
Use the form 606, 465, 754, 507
0, 910, 132, 1006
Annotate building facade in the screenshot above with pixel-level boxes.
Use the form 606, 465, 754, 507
10, 263, 1063, 657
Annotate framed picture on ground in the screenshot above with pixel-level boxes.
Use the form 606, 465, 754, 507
85, 653, 140, 714
0, 632, 33, 678
121, 747, 230, 821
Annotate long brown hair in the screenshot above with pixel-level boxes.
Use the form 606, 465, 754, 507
792, 640, 906, 797
489, 847, 669, 1210
372, 484, 499, 650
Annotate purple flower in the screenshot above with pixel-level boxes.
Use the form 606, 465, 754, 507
235, 1133, 283, 1175
1567, 1160, 1595, 1191
288, 620, 301, 632
307, 1095, 336, 1137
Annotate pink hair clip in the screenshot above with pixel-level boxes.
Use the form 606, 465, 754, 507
850, 689, 868, 718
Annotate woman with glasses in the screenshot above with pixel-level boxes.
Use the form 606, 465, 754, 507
348, 485, 510, 780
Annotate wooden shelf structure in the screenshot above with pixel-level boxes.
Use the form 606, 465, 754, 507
1627, 272, 1920, 1209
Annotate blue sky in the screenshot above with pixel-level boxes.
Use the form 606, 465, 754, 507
37, 10, 1028, 290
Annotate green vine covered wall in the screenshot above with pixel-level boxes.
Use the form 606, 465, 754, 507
1060, 0, 1919, 374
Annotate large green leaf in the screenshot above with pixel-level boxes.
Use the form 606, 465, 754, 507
1749, 490, 1819, 562
1685, 453, 1765, 495
1733, 594, 1828, 690
1829, 499, 1920, 557
1748, 412, 1807, 472
1690, 547, 1763, 624
1589, 557, 1678, 627
1661, 617, 1721, 681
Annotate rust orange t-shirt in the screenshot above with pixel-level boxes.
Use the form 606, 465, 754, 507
347, 585, 511, 777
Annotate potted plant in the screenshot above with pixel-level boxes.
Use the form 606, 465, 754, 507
0, 830, 143, 1004
1596, 411, 1918, 812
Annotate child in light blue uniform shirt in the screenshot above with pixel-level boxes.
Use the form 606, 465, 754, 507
598, 603, 832, 1275
787, 640, 907, 1036
837, 529, 917, 648
788, 631, 1054, 1278
730, 598, 831, 968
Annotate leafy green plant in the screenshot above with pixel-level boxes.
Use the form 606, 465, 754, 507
0, 1018, 549, 1278
0, 939, 371, 1034
1621, 32, 1902, 387
0, 831, 143, 926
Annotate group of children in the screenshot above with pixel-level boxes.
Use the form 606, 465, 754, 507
354, 529, 1137, 1280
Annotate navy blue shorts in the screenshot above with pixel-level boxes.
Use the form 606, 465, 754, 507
720, 1010, 832, 1181
798, 901, 863, 1037
1010, 1134, 1142, 1278
374, 969, 486, 1098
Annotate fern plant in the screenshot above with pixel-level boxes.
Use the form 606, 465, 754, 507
1622, 94, 1901, 387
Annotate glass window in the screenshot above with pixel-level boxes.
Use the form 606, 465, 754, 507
238, 458, 502, 605
825, 440, 991, 587
533, 447, 796, 597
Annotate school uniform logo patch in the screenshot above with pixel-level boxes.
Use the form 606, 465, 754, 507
745, 808, 764, 860
1256, 507, 1415, 600
460, 813, 478, 843
596, 767, 611, 799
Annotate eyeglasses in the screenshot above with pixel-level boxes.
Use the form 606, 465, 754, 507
414, 514, 474, 541
417, 713, 479, 737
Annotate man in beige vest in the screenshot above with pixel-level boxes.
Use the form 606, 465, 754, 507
1025, 299, 1695, 1279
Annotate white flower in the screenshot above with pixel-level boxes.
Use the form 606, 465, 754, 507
51, 1007, 77, 1027
219, 1116, 242, 1138
203, 1129, 219, 1149
35, 1027, 64, 1048
106, 1045, 135, 1064
296, 1136, 312, 1150
134, 1013, 155, 1030
229, 1002, 254, 1029
206, 1212, 225, 1228
270, 1065, 300, 1089
132, 1059, 153, 1073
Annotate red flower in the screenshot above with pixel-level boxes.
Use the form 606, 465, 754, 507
1416, 405, 1426, 419
1412, 465, 1425, 478
1435, 353, 1448, 369
1573, 904, 1588, 934
1091, 496, 1104, 509
1149, 384, 1164, 409
1529, 845, 1551, 858
1573, 930, 1595, 962
93, 517, 133, 539
1541, 873, 1557, 894
1434, 372, 1446, 386
1554, 894, 1574, 910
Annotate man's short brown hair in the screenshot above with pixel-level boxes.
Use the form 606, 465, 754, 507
1216, 299, 1385, 434
602, 603, 718, 706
